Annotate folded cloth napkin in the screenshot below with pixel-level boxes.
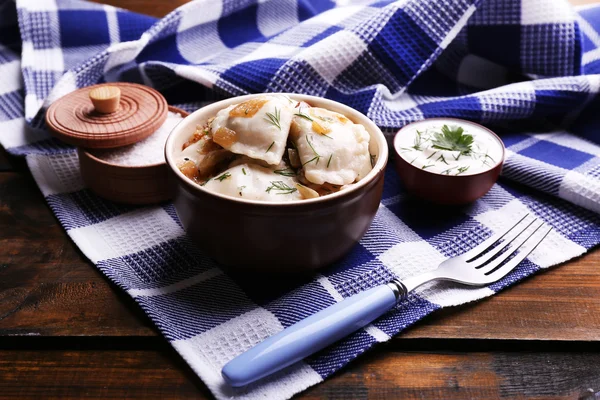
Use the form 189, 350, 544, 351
2, 0, 600, 398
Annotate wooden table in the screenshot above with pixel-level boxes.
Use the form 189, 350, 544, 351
2, 1, 600, 398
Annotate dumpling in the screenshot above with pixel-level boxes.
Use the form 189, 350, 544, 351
290, 107, 372, 185
210, 95, 294, 165
202, 162, 305, 202
176, 134, 232, 182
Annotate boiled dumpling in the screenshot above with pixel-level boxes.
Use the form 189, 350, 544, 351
210, 95, 294, 165
176, 135, 231, 182
202, 162, 305, 202
290, 107, 371, 185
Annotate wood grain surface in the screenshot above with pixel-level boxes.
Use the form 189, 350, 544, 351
3, 1, 600, 399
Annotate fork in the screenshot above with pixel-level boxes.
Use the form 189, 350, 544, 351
222, 215, 552, 387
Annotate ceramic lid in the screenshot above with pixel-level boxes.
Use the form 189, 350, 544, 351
45, 82, 168, 149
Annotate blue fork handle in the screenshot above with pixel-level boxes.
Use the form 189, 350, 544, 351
221, 283, 400, 387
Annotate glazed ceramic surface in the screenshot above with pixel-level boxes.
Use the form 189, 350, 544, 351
165, 94, 388, 272
393, 118, 505, 205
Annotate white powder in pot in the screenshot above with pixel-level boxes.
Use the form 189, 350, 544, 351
92, 111, 184, 166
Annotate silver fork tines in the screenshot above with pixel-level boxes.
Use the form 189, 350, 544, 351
402, 215, 552, 292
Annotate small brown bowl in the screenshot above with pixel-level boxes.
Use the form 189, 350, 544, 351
79, 106, 188, 205
164, 94, 388, 273
393, 118, 505, 205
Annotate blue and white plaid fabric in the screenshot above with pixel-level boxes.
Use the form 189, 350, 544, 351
2, 0, 600, 398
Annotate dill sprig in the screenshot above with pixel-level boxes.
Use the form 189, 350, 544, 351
266, 181, 298, 195
215, 172, 231, 182
303, 135, 321, 166
436, 154, 449, 165
242, 167, 247, 175
456, 166, 470, 175
295, 111, 313, 122
426, 151, 438, 160
274, 168, 296, 177
266, 141, 275, 153
441, 166, 457, 175
422, 164, 435, 170
265, 107, 281, 130
327, 154, 333, 168
412, 130, 425, 151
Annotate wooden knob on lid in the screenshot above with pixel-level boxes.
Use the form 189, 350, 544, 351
89, 85, 121, 113
45, 82, 168, 149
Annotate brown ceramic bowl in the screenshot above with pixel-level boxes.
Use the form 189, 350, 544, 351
165, 94, 388, 273
393, 118, 505, 205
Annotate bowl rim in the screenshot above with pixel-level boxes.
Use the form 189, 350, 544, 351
164, 93, 389, 207
393, 117, 506, 178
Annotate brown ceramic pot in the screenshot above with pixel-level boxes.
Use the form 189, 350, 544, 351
393, 118, 505, 205
165, 94, 388, 272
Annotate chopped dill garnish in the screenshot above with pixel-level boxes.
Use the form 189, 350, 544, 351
426, 151, 438, 160
410, 156, 419, 164
242, 167, 247, 175
441, 166, 457, 175
266, 180, 298, 195
304, 135, 321, 165
274, 168, 296, 177
422, 164, 435, 170
200, 178, 211, 186
264, 107, 281, 130
481, 153, 495, 167
436, 154, 449, 165
453, 152, 461, 161
238, 186, 246, 196
456, 166, 470, 175
327, 154, 333, 168
412, 130, 425, 151
215, 172, 231, 182
295, 111, 313, 122
266, 141, 275, 153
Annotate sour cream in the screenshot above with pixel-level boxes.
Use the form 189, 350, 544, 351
395, 120, 504, 176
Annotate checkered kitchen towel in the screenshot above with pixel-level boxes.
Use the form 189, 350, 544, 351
2, 0, 600, 398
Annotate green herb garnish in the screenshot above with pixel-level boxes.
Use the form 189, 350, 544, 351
266, 181, 298, 195
456, 166, 470, 175
327, 154, 333, 168
265, 107, 281, 130
441, 166, 457, 175
436, 154, 449, 165
295, 111, 313, 122
274, 168, 296, 177
266, 141, 275, 153
412, 130, 424, 151
426, 151, 438, 160
303, 135, 321, 166
422, 164, 435, 170
242, 167, 247, 175
215, 172, 231, 182
431, 125, 473, 154
200, 178, 211, 186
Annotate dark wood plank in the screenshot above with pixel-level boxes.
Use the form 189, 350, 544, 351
2, 167, 600, 339
0, 172, 156, 337
2, 343, 600, 400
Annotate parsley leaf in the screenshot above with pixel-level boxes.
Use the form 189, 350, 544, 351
431, 125, 473, 154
